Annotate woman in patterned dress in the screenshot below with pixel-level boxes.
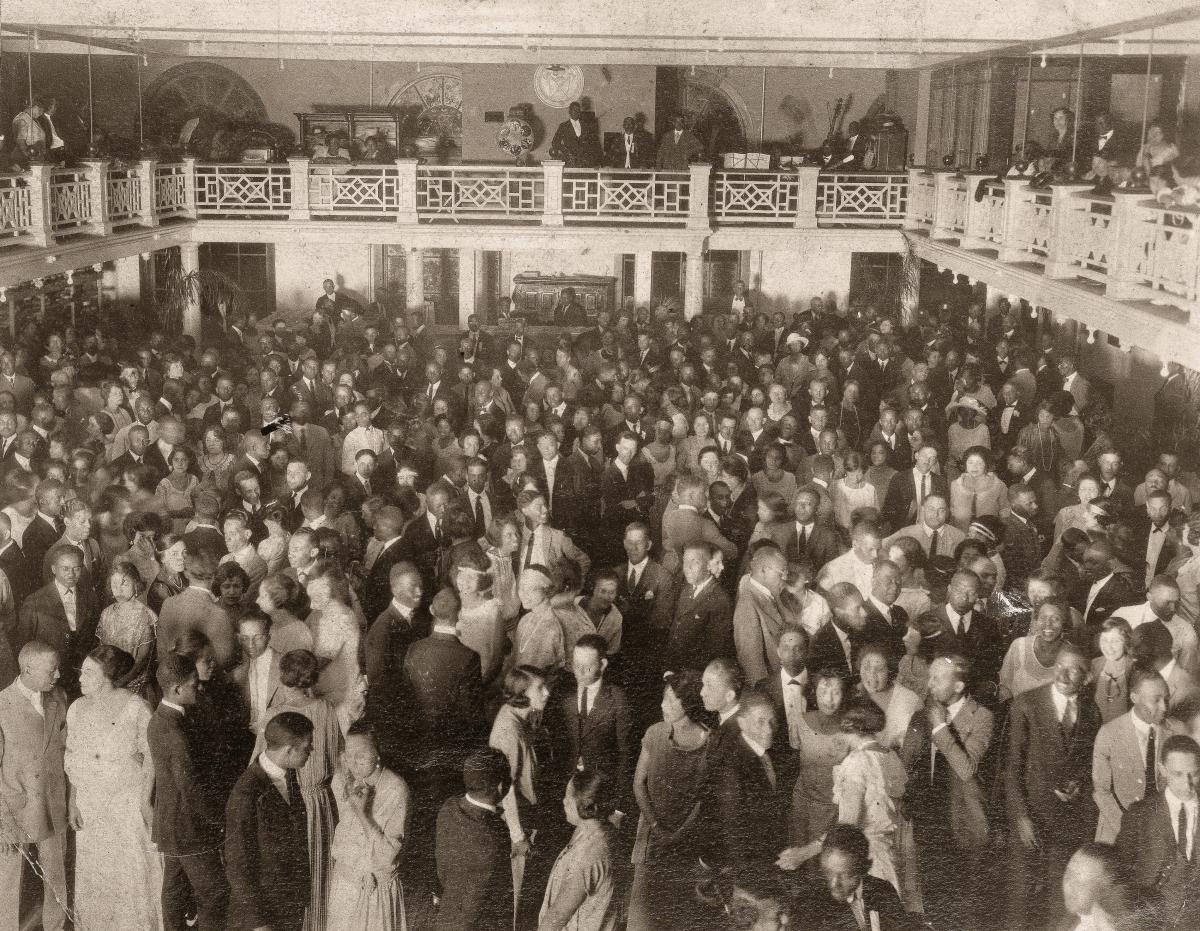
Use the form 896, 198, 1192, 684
96, 561, 159, 701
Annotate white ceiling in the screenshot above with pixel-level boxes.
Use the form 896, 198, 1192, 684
4, 0, 1200, 67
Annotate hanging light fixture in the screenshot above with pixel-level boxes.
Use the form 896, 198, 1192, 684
1140, 28, 1156, 152
1039, 51, 1047, 68
86, 29, 96, 155
1086, 328, 1096, 344
136, 40, 146, 153
1161, 361, 1171, 377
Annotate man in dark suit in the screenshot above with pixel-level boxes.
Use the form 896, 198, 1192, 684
788, 488, 843, 570
224, 711, 312, 931
1136, 490, 1182, 594
202, 375, 251, 431
902, 654, 993, 931
606, 115, 655, 168
614, 522, 675, 711
665, 542, 734, 672
556, 634, 635, 817
290, 353, 334, 416
837, 121, 871, 169
149, 653, 229, 931
21, 480, 64, 579
548, 101, 601, 168
434, 748, 515, 931
810, 825, 917, 931
0, 513, 33, 606
360, 506, 410, 623
1080, 541, 1138, 635
701, 656, 746, 761
881, 445, 948, 535
228, 430, 273, 500
656, 113, 703, 170
399, 483, 451, 593
863, 560, 909, 661
918, 569, 1002, 687
753, 628, 809, 836
401, 588, 483, 803
1004, 483, 1045, 593
1153, 362, 1191, 447
1115, 734, 1200, 930
808, 583, 893, 685
17, 545, 97, 700
531, 431, 586, 535
713, 691, 787, 868
1005, 642, 1101, 931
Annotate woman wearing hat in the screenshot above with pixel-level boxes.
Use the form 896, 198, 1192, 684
946, 396, 991, 468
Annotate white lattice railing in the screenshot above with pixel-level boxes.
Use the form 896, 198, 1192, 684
817, 172, 908, 225
49, 169, 93, 233
711, 171, 800, 223
310, 165, 401, 216
154, 163, 190, 218
1006, 184, 1056, 260
561, 169, 690, 222
1059, 193, 1115, 282
1122, 203, 1200, 307
967, 182, 1007, 246
0, 174, 33, 246
416, 166, 544, 220
194, 163, 291, 216
105, 167, 143, 225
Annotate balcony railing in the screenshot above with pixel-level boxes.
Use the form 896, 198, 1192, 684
816, 172, 908, 226
0, 174, 34, 246
417, 165, 544, 221
561, 168, 691, 223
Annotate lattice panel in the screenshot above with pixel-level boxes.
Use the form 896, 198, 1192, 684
712, 173, 799, 221
194, 166, 291, 214
310, 170, 400, 214
154, 166, 189, 216
816, 174, 908, 226
0, 178, 32, 242
562, 172, 689, 222
50, 173, 93, 231
106, 172, 143, 223
416, 169, 543, 219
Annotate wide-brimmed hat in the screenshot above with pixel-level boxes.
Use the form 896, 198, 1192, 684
951, 396, 988, 416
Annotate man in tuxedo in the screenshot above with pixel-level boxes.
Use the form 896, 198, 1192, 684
713, 691, 787, 868
1138, 490, 1182, 593
1092, 668, 1170, 844
863, 560, 908, 661
810, 825, 916, 931
225, 711, 312, 931
607, 115, 655, 168
1004, 483, 1045, 592
656, 114, 703, 170
0, 642, 68, 931
401, 588, 483, 804
1005, 642, 1101, 931
1080, 541, 1138, 634
556, 634, 634, 819
17, 546, 97, 700
665, 542, 734, 673
754, 628, 809, 837
902, 654, 993, 931
149, 653, 229, 931
1115, 734, 1200, 929
549, 101, 601, 168
434, 748, 514, 931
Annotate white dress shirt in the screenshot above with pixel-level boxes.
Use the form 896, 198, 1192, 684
1085, 573, 1115, 618
1166, 789, 1198, 859
15, 677, 43, 716
55, 581, 77, 630
780, 667, 807, 748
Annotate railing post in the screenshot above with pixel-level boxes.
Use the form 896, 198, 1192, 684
930, 171, 958, 240
1104, 191, 1151, 301
903, 168, 925, 229
396, 158, 419, 224
1044, 183, 1092, 278
138, 158, 159, 228
687, 162, 712, 230
26, 163, 55, 248
998, 178, 1028, 263
182, 158, 198, 219
960, 172, 997, 249
287, 156, 311, 222
684, 249, 704, 320
542, 160, 565, 227
794, 166, 819, 229
81, 159, 113, 236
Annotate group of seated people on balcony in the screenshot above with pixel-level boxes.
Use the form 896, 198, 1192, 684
1005, 107, 1200, 204
1, 266, 1199, 931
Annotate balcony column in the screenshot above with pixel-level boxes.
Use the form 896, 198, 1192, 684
998, 179, 1029, 264
181, 157, 198, 219
794, 167, 819, 229
1105, 190, 1152, 301
26, 163, 55, 247
683, 250, 703, 321
396, 158, 419, 224
633, 252, 654, 307
138, 159, 159, 228
114, 255, 141, 306
960, 172, 997, 249
180, 242, 202, 339
1044, 183, 1093, 278
81, 159, 113, 236
542, 160, 565, 226
458, 248, 478, 328
903, 168, 926, 229
930, 171, 958, 240
405, 248, 425, 311
288, 157, 311, 222
687, 162, 712, 230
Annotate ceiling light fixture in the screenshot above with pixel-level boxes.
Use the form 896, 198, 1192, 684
1161, 362, 1171, 376
1040, 52, 1047, 67
1086, 328, 1095, 344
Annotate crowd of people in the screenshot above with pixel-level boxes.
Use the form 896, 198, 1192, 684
0, 275, 1198, 931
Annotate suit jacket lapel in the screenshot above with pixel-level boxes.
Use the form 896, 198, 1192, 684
581, 682, 610, 738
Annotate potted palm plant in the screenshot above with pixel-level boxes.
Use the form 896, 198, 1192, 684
157, 247, 245, 336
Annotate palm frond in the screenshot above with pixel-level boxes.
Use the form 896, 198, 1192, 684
156, 247, 245, 334
899, 232, 921, 330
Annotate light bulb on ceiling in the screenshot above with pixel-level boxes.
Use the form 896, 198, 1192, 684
142, 53, 148, 66
1040, 52, 1047, 68
1030, 305, 1039, 319
1161, 362, 1171, 377
1086, 328, 1095, 344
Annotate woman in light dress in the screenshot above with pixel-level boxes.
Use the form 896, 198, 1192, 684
1092, 617, 1134, 724
306, 569, 362, 705
258, 649, 363, 931
258, 503, 292, 575
155, 447, 199, 534
327, 730, 410, 931
484, 514, 523, 632
258, 572, 316, 655
96, 562, 159, 701
830, 451, 877, 533
999, 600, 1069, 702
790, 668, 848, 846
198, 426, 236, 493
64, 645, 162, 931
640, 418, 677, 494
454, 550, 505, 686
779, 560, 832, 638
538, 771, 617, 931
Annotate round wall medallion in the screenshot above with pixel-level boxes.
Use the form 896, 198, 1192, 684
533, 65, 585, 108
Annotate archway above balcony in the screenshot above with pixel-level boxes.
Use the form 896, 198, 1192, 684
386, 70, 464, 161
144, 62, 269, 157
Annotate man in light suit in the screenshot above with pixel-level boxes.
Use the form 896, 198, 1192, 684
231, 612, 282, 736
902, 654, 993, 931
1057, 353, 1091, 414
0, 642, 67, 931
1093, 668, 1170, 843
885, 494, 965, 559
516, 489, 591, 579
665, 542, 734, 673
660, 474, 737, 575
655, 114, 703, 170
734, 546, 788, 685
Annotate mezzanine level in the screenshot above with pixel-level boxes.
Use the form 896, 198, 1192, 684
0, 157, 1196, 368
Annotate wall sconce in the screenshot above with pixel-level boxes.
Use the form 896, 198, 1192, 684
1161, 362, 1171, 377
1086, 328, 1095, 344
1039, 52, 1047, 68
65, 270, 74, 285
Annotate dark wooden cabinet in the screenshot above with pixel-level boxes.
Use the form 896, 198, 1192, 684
511, 273, 616, 323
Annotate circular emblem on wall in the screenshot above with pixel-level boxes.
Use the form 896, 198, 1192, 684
533, 65, 585, 108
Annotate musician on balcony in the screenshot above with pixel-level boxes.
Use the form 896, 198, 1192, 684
606, 116, 655, 169
550, 102, 602, 169
838, 121, 870, 170
656, 114, 703, 171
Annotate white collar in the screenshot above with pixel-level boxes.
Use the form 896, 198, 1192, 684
391, 599, 414, 618
1090, 572, 1115, 591
748, 577, 775, 601
161, 699, 186, 715
464, 793, 498, 813
259, 751, 288, 782
741, 733, 768, 757
628, 557, 649, 574
944, 696, 967, 721
781, 667, 807, 688
718, 704, 740, 725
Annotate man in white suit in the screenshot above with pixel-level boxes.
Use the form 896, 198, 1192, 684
733, 546, 788, 685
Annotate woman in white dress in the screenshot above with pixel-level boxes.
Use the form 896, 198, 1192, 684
855, 644, 922, 751
454, 551, 505, 685
830, 451, 877, 532
484, 514, 522, 632
998, 600, 1068, 702
306, 569, 362, 704
64, 645, 162, 931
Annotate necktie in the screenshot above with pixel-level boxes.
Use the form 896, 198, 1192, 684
1145, 727, 1157, 798
285, 768, 303, 809
919, 473, 928, 505
296, 426, 307, 454
1061, 697, 1076, 739
524, 532, 535, 570
628, 565, 637, 591
434, 518, 444, 546
761, 753, 777, 790
969, 492, 978, 521
473, 494, 485, 535
579, 687, 589, 721
929, 529, 940, 556
1179, 804, 1190, 861
796, 525, 807, 554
